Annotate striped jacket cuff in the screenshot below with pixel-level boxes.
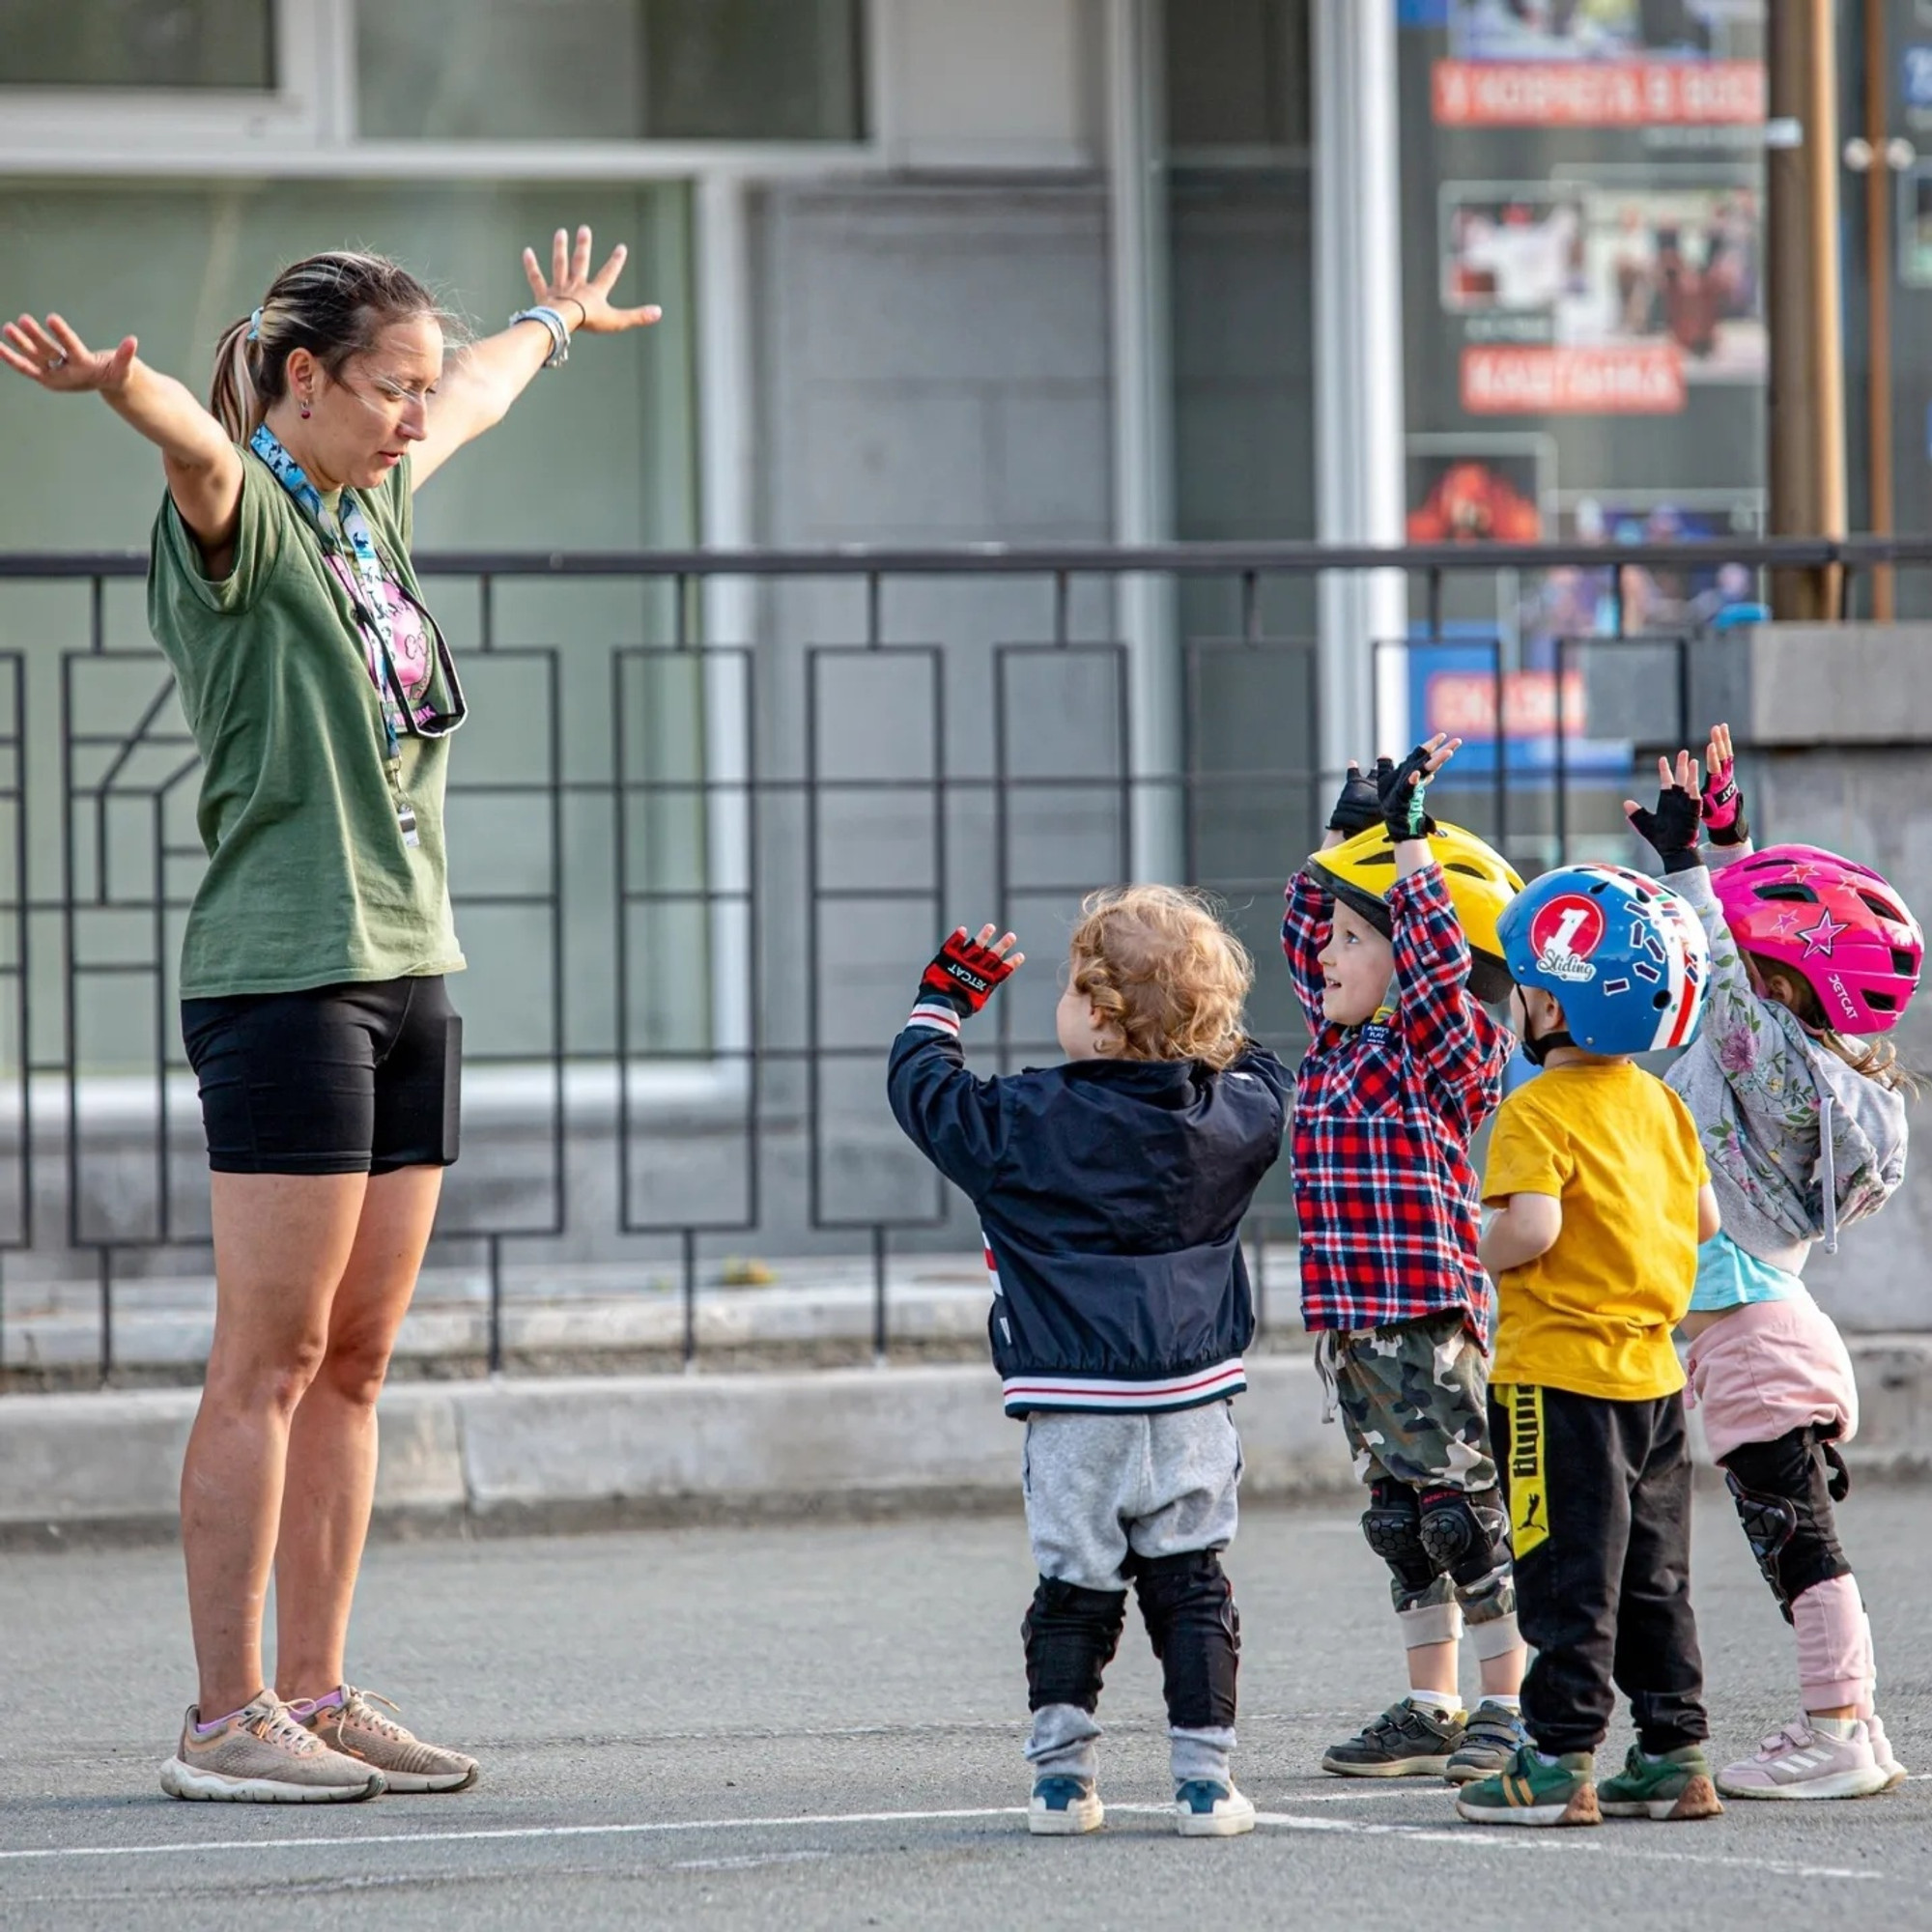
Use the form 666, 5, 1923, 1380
904, 999, 963, 1036
1001, 1359, 1246, 1417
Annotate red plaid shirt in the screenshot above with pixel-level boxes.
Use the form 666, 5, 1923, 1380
1283, 865, 1512, 1345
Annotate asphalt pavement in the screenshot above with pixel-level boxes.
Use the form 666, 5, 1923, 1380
2, 1487, 1929, 1930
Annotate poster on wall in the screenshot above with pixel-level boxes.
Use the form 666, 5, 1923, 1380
1428, 0, 1764, 127
1441, 167, 1763, 414
1406, 434, 1555, 542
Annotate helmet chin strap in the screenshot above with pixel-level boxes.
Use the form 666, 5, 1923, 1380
1520, 1021, 1576, 1068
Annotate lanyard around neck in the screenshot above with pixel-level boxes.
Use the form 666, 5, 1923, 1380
248, 424, 418, 763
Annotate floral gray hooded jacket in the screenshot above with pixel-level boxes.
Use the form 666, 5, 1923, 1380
1664, 858, 1907, 1275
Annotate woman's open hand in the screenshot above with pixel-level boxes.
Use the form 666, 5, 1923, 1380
521, 226, 662, 337
0, 313, 137, 395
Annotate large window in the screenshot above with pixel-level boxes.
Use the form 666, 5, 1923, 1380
0, 0, 274, 90
1396, 0, 1768, 867
356, 0, 867, 143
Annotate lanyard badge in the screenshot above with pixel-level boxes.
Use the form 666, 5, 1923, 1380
1359, 1003, 1397, 1049
248, 426, 468, 847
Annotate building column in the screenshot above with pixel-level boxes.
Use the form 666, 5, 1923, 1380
1313, 0, 1407, 772
1105, 0, 1182, 881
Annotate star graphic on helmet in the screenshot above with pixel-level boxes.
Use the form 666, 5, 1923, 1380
1797, 909, 1849, 957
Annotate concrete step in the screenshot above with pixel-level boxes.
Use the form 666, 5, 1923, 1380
3, 1339, 1929, 1545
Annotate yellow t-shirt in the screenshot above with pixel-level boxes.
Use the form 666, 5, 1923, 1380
1482, 1061, 1709, 1402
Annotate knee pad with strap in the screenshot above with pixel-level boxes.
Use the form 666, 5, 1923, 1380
1022, 1577, 1127, 1713
1418, 1485, 1511, 1591
1362, 1479, 1438, 1597
1723, 1469, 1849, 1623
1128, 1549, 1238, 1732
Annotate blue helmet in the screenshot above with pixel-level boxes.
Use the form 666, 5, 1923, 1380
1497, 864, 1710, 1054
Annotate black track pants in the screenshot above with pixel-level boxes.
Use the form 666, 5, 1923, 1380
1490, 1382, 1708, 1758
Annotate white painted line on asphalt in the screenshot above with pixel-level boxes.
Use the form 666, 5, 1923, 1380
0, 1802, 1887, 1883
0, 1809, 1026, 1863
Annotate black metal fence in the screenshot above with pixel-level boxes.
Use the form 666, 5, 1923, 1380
0, 534, 1925, 1386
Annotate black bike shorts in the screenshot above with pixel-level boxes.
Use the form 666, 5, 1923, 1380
182, 976, 463, 1177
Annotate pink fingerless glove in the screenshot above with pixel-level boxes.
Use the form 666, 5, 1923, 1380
1701, 754, 1748, 846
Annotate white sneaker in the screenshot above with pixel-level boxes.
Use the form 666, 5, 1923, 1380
1716, 1718, 1889, 1802
1866, 1714, 1908, 1792
1175, 1777, 1257, 1837
1028, 1775, 1103, 1835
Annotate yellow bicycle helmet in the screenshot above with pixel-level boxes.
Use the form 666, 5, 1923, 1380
1308, 820, 1523, 1004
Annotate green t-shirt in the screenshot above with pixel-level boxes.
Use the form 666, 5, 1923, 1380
147, 447, 466, 999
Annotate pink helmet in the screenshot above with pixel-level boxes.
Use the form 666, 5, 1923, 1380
1711, 844, 1923, 1036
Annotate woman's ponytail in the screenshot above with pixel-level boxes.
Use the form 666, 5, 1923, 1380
207, 316, 261, 443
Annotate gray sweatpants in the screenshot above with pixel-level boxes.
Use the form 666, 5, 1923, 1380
1021, 1404, 1243, 1786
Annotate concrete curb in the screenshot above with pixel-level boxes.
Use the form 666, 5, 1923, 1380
5, 1341, 1930, 1545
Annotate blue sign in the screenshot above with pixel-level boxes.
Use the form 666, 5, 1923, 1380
1406, 625, 1631, 781
1904, 44, 1932, 110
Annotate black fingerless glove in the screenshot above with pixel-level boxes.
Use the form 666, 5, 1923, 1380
1628, 783, 1703, 874
1381, 744, 1439, 845
918, 928, 1015, 1017
1327, 761, 1388, 836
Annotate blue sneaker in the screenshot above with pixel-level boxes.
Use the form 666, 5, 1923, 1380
1445, 1699, 1530, 1784
1174, 1777, 1256, 1837
1028, 1774, 1103, 1835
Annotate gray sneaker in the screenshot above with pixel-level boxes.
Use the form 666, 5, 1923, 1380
1321, 1699, 1466, 1777
160, 1692, 385, 1803
1445, 1699, 1530, 1784
297, 1687, 479, 1794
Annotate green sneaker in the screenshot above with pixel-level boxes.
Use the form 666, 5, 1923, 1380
1321, 1699, 1465, 1777
1455, 1744, 1599, 1827
1596, 1743, 1723, 1821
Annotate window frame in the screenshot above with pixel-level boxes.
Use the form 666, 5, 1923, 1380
0, 0, 884, 173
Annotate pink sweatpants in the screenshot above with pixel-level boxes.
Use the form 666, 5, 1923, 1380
1686, 1296, 1876, 1715
1791, 1575, 1874, 1715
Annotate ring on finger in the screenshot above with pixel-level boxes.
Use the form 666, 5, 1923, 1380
44, 353, 67, 371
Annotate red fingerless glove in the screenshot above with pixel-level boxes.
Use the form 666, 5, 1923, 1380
919, 929, 1015, 1017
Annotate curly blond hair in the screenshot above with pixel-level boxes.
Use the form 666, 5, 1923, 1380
1067, 885, 1254, 1070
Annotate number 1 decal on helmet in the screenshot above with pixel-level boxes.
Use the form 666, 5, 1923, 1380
1499, 864, 1710, 1055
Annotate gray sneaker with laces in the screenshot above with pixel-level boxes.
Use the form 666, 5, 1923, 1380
160, 1692, 385, 1803
296, 1686, 480, 1793
1445, 1699, 1529, 1783
1321, 1698, 1466, 1776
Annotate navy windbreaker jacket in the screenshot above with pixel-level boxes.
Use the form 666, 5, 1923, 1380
887, 1004, 1291, 1417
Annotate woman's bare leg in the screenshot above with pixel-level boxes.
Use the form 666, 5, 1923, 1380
273, 1166, 445, 1702
181, 1172, 368, 1719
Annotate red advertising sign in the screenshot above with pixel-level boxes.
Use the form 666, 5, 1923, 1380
1433, 60, 1765, 128
1425, 669, 1588, 742
1462, 345, 1686, 414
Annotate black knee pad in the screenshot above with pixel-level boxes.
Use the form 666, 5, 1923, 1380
1022, 1577, 1127, 1714
1363, 1479, 1439, 1596
1129, 1549, 1238, 1732
1418, 1485, 1511, 1591
1723, 1470, 1850, 1622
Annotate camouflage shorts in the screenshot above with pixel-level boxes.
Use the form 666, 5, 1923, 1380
1322, 1309, 1512, 1623
1324, 1307, 1498, 1495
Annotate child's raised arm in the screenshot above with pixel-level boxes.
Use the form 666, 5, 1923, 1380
1383, 737, 1511, 1115
1625, 754, 1804, 1108
1282, 762, 1386, 1035
886, 924, 1020, 1201
1699, 722, 1752, 864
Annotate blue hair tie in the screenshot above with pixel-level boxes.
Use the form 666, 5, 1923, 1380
245, 307, 263, 342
